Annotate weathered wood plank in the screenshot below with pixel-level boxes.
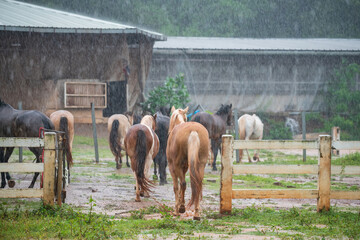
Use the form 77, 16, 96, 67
233, 140, 319, 150
332, 141, 360, 150
331, 166, 360, 175
220, 135, 233, 214
232, 189, 318, 199
0, 137, 44, 147
0, 189, 43, 198
331, 191, 360, 200
43, 133, 56, 206
0, 163, 44, 172
233, 165, 318, 175
317, 135, 331, 212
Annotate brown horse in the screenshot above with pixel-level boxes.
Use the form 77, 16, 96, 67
191, 104, 232, 170
124, 115, 159, 202
167, 106, 209, 220
49, 110, 74, 167
108, 114, 132, 169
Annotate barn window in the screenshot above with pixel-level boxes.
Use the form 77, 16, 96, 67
64, 82, 107, 108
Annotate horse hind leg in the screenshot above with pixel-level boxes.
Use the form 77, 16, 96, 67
2, 147, 15, 188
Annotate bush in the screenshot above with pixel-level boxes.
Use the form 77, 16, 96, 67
141, 74, 190, 114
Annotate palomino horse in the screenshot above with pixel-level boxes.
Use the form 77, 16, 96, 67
108, 114, 132, 169
167, 106, 209, 220
191, 104, 232, 170
153, 110, 170, 185
0, 99, 54, 188
50, 110, 74, 167
238, 114, 264, 162
124, 115, 159, 202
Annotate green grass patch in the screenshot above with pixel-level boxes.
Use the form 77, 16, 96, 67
1, 201, 359, 239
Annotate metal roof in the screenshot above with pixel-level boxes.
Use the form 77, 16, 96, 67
154, 37, 360, 52
0, 0, 166, 41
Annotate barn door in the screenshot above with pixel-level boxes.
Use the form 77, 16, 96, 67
103, 81, 127, 117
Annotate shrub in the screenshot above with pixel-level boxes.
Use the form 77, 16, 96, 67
141, 74, 190, 114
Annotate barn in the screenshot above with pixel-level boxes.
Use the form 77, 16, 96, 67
147, 37, 360, 114
0, 0, 165, 127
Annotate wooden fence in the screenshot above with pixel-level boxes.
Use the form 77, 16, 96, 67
220, 135, 360, 214
0, 132, 61, 206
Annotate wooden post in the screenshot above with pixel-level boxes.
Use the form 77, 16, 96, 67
302, 111, 306, 162
56, 136, 63, 206
317, 135, 331, 212
220, 135, 233, 214
331, 127, 340, 156
18, 101, 23, 163
43, 132, 56, 206
91, 102, 99, 163
234, 111, 240, 163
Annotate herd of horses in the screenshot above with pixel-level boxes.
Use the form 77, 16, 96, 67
0, 98, 264, 220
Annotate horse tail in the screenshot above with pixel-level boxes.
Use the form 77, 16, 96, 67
109, 120, 121, 158
135, 129, 153, 193
187, 131, 202, 208
60, 117, 73, 166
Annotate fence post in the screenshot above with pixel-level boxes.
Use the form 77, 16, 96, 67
220, 135, 233, 214
317, 135, 331, 212
43, 132, 56, 206
91, 102, 99, 163
302, 111, 307, 162
56, 135, 63, 206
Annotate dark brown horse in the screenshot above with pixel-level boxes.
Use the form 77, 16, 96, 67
124, 115, 159, 202
191, 104, 232, 171
153, 110, 170, 185
167, 106, 209, 220
0, 99, 55, 188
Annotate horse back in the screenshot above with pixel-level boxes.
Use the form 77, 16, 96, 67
167, 122, 209, 162
13, 110, 54, 137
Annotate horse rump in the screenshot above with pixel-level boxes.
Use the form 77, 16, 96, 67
59, 116, 73, 166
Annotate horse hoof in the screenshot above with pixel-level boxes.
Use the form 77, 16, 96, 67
135, 198, 141, 202
126, 163, 130, 168
212, 167, 217, 171
193, 216, 201, 221
179, 205, 186, 213
140, 192, 144, 197
0, 184, 5, 188
159, 180, 167, 185
116, 164, 121, 169
8, 180, 15, 188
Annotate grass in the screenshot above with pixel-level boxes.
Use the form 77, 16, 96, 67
1, 200, 359, 239
1, 135, 360, 239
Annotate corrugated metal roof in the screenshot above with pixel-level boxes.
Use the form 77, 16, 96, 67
0, 0, 166, 40
155, 37, 360, 52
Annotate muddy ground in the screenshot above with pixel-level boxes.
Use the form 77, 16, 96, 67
7, 148, 360, 220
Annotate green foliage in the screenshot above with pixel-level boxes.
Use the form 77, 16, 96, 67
324, 61, 360, 140
141, 74, 190, 114
22, 0, 360, 38
257, 113, 293, 140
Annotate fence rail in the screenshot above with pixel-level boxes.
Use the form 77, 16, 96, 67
0, 133, 57, 205
220, 135, 360, 214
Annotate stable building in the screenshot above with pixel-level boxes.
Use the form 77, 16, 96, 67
147, 37, 360, 113
0, 0, 165, 124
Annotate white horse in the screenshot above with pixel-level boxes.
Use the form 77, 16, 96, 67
238, 114, 264, 162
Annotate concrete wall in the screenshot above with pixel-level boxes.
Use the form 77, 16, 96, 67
146, 49, 360, 113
